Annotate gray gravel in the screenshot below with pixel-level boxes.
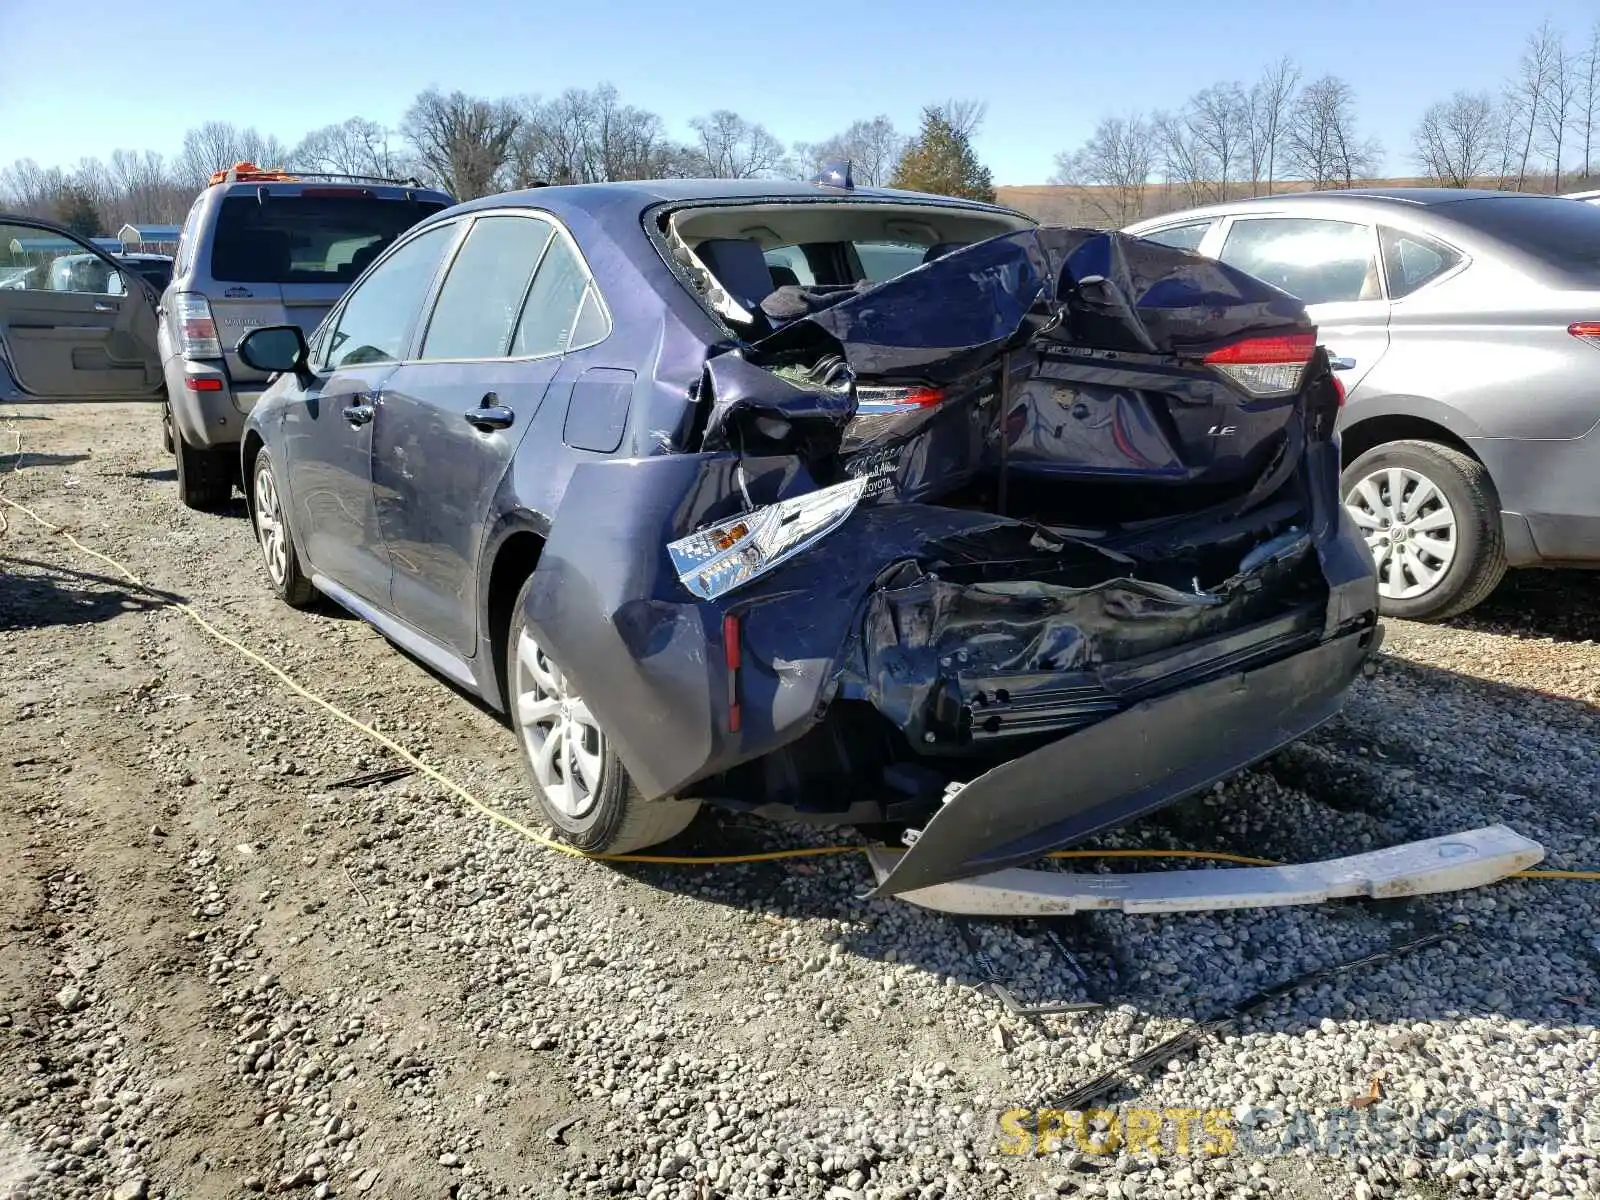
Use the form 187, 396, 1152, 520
1, 402, 1597, 1200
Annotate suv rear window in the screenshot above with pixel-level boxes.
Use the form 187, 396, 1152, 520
210, 194, 447, 285
1443, 195, 1600, 285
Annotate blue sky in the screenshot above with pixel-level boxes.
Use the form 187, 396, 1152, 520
0, 0, 1573, 185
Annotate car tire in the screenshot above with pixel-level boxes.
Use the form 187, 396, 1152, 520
1341, 439, 1506, 622
175, 434, 234, 512
506, 574, 700, 854
250, 448, 316, 609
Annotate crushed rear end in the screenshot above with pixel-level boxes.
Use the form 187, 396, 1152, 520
522, 227, 1380, 893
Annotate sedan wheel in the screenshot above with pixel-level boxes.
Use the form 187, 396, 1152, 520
1343, 465, 1458, 601
514, 629, 607, 820
250, 449, 316, 608
505, 574, 701, 852
1338, 439, 1506, 623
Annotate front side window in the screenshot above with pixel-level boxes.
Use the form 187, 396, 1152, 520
853, 240, 928, 282
421, 215, 554, 360
1139, 221, 1212, 253
1379, 227, 1464, 299
210, 193, 448, 285
1218, 217, 1383, 305
0, 226, 122, 295
510, 233, 607, 358
322, 223, 456, 371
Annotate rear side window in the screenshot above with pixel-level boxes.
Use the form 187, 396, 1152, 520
854, 240, 927, 282
421, 215, 554, 360
1379, 227, 1463, 298
1140, 221, 1212, 252
323, 223, 456, 371
511, 234, 606, 358
1219, 217, 1383, 305
1442, 195, 1600, 285
210, 193, 446, 285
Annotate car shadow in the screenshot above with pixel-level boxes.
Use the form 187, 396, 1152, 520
600, 651, 1599, 1052
125, 467, 177, 483
0, 555, 186, 631
1446, 567, 1600, 644
4, 451, 89, 470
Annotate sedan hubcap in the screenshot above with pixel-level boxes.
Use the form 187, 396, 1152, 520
514, 630, 605, 819
1344, 466, 1457, 600
254, 466, 288, 586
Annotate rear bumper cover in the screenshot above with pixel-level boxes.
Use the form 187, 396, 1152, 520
871, 621, 1380, 896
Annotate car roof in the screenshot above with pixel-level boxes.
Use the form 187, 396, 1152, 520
445, 177, 1027, 223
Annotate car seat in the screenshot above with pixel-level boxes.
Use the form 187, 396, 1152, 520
695, 238, 778, 314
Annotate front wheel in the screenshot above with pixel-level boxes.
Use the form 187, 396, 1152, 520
506, 575, 700, 853
251, 449, 316, 608
1340, 439, 1506, 622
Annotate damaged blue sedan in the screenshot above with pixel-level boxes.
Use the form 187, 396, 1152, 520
236, 174, 1380, 896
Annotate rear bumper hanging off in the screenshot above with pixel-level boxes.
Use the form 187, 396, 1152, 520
866, 824, 1544, 916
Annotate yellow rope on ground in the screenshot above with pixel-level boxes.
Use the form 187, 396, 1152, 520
2, 489, 1597, 882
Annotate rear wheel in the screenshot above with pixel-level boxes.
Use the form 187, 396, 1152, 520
1341, 439, 1506, 622
506, 575, 700, 853
175, 434, 234, 511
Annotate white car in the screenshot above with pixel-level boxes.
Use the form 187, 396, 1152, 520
1562, 189, 1600, 204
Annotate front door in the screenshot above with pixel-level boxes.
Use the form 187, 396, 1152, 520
280, 219, 463, 603
0, 217, 161, 400
372, 212, 576, 655
1214, 215, 1393, 396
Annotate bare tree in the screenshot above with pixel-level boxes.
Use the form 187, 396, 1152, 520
1283, 75, 1381, 189
689, 110, 785, 179
511, 85, 680, 185
178, 122, 289, 186
791, 116, 907, 186
1537, 30, 1578, 187
1190, 82, 1248, 200
108, 150, 189, 224
1051, 114, 1156, 226
1508, 22, 1562, 189
1150, 108, 1213, 209
1579, 21, 1600, 185
0, 159, 68, 216
936, 99, 988, 140
1413, 91, 1500, 186
402, 89, 522, 199
1245, 57, 1301, 195
292, 117, 405, 179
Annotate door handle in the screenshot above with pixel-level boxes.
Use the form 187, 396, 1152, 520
93, 301, 115, 313
1329, 356, 1357, 371
343, 403, 375, 427
464, 393, 514, 432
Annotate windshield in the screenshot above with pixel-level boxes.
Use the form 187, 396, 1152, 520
1444, 195, 1600, 286
210, 194, 447, 285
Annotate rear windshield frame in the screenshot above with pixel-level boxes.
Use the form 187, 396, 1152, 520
208, 192, 449, 286
1439, 195, 1600, 286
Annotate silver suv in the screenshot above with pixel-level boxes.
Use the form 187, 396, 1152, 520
160, 165, 451, 509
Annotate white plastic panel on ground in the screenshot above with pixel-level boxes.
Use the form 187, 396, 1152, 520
867, 825, 1544, 917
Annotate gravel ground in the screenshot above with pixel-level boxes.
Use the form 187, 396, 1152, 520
1, 401, 1598, 1200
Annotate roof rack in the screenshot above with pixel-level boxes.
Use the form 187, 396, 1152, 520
207, 162, 427, 188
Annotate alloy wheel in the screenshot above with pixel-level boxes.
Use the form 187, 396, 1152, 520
514, 629, 606, 819
254, 464, 289, 587
1344, 466, 1458, 600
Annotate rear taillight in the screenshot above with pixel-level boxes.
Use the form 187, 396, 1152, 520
853, 385, 944, 414
1570, 322, 1600, 348
183, 377, 223, 392
175, 292, 221, 360
1203, 331, 1316, 398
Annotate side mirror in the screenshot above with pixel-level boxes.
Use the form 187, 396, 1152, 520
237, 325, 309, 379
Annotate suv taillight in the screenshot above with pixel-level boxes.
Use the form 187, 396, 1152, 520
175, 292, 221, 360
1570, 322, 1600, 348
1203, 331, 1316, 398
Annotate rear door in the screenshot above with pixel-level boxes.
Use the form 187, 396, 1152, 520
203, 187, 449, 389
1213, 215, 1392, 395
375, 213, 606, 656
0, 217, 161, 400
